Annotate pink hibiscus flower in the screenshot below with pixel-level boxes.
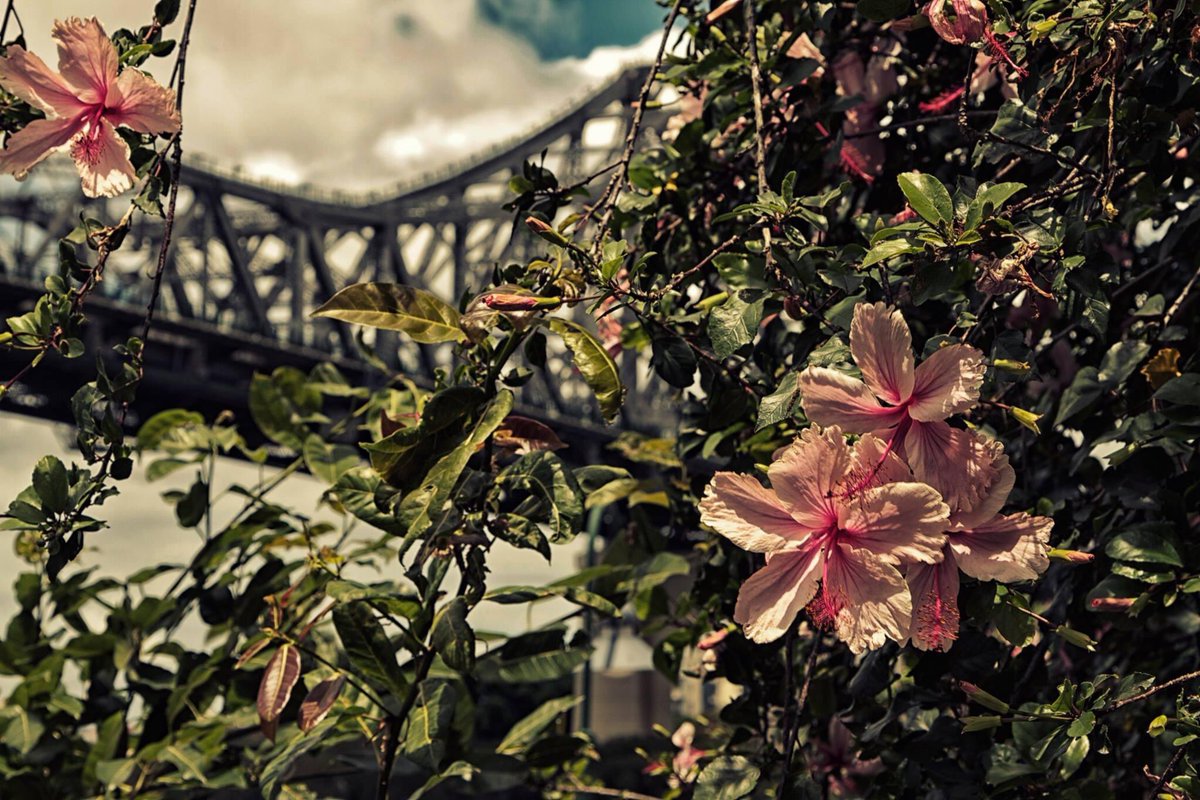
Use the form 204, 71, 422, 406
798, 302, 994, 513
0, 17, 181, 197
906, 430, 1053, 651
699, 426, 949, 652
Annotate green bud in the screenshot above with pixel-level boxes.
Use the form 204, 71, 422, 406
993, 358, 1032, 375
962, 715, 1003, 733
1055, 625, 1096, 651
960, 681, 1011, 713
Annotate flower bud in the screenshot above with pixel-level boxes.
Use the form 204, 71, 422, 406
1089, 596, 1136, 612
482, 293, 563, 312
962, 715, 1003, 733
959, 681, 1011, 713
924, 0, 988, 45
1055, 625, 1097, 650
1049, 548, 1094, 564
697, 628, 730, 650
525, 215, 570, 246
1009, 407, 1042, 435
992, 358, 1032, 375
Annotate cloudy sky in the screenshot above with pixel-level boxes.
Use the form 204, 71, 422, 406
17, 0, 666, 187
0, 0, 666, 634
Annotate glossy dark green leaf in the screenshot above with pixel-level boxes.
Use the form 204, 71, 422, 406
313, 282, 466, 343
546, 319, 625, 422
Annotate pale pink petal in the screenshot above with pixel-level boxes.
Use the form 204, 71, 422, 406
908, 343, 986, 422
798, 367, 907, 433
768, 426, 850, 529
670, 722, 696, 750
906, 554, 961, 651
0, 45, 88, 117
52, 17, 118, 103
71, 119, 135, 198
904, 421, 999, 515
699, 473, 811, 553
108, 67, 180, 134
734, 546, 824, 643
950, 512, 1052, 583
837, 481, 949, 565
0, 116, 82, 178
849, 302, 915, 405
823, 544, 912, 653
846, 432, 912, 490
949, 433, 1015, 529
705, 0, 742, 23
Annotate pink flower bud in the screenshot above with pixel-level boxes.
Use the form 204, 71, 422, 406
481, 293, 562, 312
697, 629, 730, 650
1049, 548, 1095, 564
924, 0, 988, 45
1090, 596, 1136, 611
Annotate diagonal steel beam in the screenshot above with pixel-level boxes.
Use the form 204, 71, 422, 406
207, 190, 272, 336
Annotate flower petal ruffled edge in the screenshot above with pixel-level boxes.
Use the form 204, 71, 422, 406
850, 301, 915, 405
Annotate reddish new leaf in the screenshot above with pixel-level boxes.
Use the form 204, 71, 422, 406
298, 674, 346, 732
257, 644, 302, 738
493, 415, 567, 454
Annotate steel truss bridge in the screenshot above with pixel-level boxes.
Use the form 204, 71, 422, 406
0, 66, 673, 452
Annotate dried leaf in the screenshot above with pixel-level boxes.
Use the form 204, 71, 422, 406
298, 675, 346, 733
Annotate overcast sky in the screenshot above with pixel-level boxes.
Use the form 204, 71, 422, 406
0, 1, 665, 638
17, 0, 666, 187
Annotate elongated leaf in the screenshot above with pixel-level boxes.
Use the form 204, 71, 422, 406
497, 695, 581, 755
298, 675, 346, 732
303, 435, 360, 484
257, 644, 302, 730
333, 602, 407, 699
1106, 524, 1182, 567
401, 680, 456, 771
32, 456, 69, 514
546, 318, 625, 422
485, 585, 621, 618
313, 283, 466, 343
898, 171, 953, 227
431, 597, 475, 672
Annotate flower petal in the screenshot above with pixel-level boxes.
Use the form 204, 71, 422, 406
904, 421, 1001, 515
824, 544, 912, 653
906, 555, 960, 651
768, 426, 851, 529
850, 302, 914, 405
734, 546, 824, 644
0, 45, 88, 117
700, 473, 811, 553
949, 432, 1015, 528
0, 116, 81, 178
908, 343, 986, 422
52, 17, 118, 104
837, 481, 949, 564
109, 67, 181, 134
846, 432, 913, 489
71, 119, 135, 198
950, 512, 1052, 583
798, 366, 907, 433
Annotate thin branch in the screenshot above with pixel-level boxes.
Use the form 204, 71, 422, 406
583, 0, 682, 250
1106, 669, 1200, 713
779, 634, 821, 788
1147, 742, 1188, 799
1163, 262, 1200, 329
559, 777, 662, 800
742, 0, 776, 276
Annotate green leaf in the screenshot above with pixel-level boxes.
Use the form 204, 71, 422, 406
1106, 525, 1182, 567
32, 455, 69, 514
494, 451, 583, 543
860, 238, 924, 268
249, 368, 321, 450
650, 329, 697, 388
965, 182, 1026, 231
496, 695, 581, 755
175, 476, 208, 528
485, 584, 621, 618
331, 467, 405, 535
302, 435, 360, 484
431, 597, 475, 673
401, 680, 456, 771
1155, 374, 1200, 405
397, 390, 513, 541
898, 171, 954, 227
694, 755, 761, 800
546, 319, 625, 422
707, 291, 764, 359
3, 708, 44, 755
312, 283, 466, 344
333, 602, 407, 700
137, 409, 205, 450
480, 648, 592, 684
1067, 710, 1096, 738
756, 372, 802, 430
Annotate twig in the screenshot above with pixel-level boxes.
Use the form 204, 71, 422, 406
656, 232, 746, 298
779, 634, 821, 788
1105, 669, 1200, 714
583, 0, 682, 250
0, 0, 23, 43
559, 777, 662, 800
1163, 263, 1200, 329
742, 0, 776, 277
1147, 742, 1188, 799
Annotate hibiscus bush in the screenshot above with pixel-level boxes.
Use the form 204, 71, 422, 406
1, 0, 1199, 798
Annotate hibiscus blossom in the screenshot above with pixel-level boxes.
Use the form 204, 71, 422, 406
699, 426, 949, 652
0, 17, 181, 197
906, 430, 1053, 651
798, 302, 993, 513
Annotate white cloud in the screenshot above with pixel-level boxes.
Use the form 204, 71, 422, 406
20, 0, 662, 190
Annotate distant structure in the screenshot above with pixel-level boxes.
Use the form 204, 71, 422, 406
0, 66, 672, 445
